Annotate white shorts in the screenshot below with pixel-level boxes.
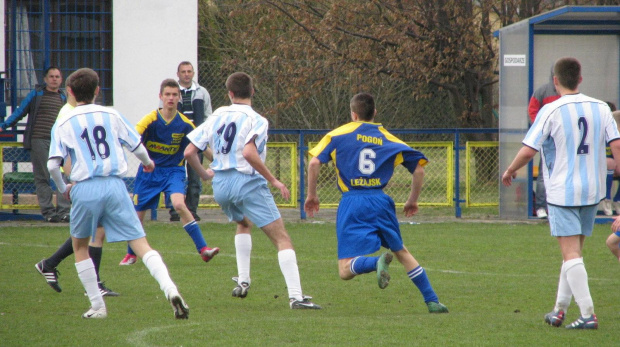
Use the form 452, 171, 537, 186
212, 169, 281, 228
547, 204, 597, 237
70, 176, 146, 242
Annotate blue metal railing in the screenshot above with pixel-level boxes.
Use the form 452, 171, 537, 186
6, 0, 113, 109
0, 126, 499, 219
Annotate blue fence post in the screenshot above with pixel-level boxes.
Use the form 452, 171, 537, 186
0, 72, 5, 122
9, 0, 17, 109
43, 0, 51, 69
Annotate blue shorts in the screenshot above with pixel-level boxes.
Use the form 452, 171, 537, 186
70, 176, 145, 243
212, 169, 281, 228
547, 204, 597, 237
336, 190, 404, 259
133, 166, 186, 211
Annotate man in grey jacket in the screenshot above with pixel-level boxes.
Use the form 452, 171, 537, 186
0, 66, 71, 222
169, 61, 212, 221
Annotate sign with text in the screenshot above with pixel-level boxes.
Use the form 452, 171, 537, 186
503, 55, 526, 67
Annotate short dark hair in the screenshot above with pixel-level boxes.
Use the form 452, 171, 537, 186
226, 72, 253, 99
554, 57, 581, 90
350, 93, 375, 121
177, 61, 193, 72
44, 66, 61, 77
67, 68, 98, 103
160, 78, 180, 94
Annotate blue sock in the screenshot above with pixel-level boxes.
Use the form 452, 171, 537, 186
183, 221, 207, 253
350, 256, 380, 275
614, 185, 620, 202
408, 266, 438, 303
127, 244, 135, 256
606, 171, 613, 199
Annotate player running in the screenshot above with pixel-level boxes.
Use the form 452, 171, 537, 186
305, 92, 448, 313
48, 68, 189, 319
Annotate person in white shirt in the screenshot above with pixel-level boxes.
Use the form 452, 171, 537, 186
47, 68, 189, 319
184, 72, 321, 309
35, 71, 118, 297
502, 57, 620, 330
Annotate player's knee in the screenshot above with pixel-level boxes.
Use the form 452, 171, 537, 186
606, 234, 619, 250
172, 202, 188, 213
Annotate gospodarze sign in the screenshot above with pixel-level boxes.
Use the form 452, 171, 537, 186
503, 54, 526, 67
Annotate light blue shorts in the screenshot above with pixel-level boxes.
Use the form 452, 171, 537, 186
70, 176, 145, 243
547, 204, 597, 237
336, 190, 404, 259
212, 169, 281, 228
133, 166, 186, 211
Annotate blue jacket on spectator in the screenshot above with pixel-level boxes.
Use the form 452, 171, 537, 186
1, 85, 66, 149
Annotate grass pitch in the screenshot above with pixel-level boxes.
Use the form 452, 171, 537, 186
1, 218, 619, 346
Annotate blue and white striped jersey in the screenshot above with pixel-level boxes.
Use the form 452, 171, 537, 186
523, 93, 620, 206
187, 104, 268, 175
49, 104, 143, 182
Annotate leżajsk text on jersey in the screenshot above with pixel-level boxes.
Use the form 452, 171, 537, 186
309, 121, 428, 193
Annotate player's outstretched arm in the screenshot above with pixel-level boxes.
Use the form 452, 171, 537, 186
404, 165, 424, 217
304, 157, 322, 217
184, 143, 214, 180
133, 144, 155, 172
242, 141, 290, 200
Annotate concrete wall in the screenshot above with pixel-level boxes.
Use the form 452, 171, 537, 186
113, 0, 197, 125
533, 35, 619, 108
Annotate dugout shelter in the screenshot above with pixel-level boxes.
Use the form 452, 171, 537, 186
497, 6, 620, 219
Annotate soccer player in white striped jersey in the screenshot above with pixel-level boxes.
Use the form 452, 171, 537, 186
503, 57, 620, 330
184, 72, 321, 309
35, 71, 118, 297
48, 68, 189, 319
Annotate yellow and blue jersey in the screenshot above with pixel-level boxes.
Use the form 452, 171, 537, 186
136, 109, 195, 167
309, 121, 428, 193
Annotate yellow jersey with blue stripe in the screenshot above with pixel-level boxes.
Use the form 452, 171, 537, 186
136, 109, 195, 167
309, 121, 428, 193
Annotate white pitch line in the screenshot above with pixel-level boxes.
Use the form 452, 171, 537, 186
126, 322, 201, 347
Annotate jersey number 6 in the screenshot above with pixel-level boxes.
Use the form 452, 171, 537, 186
358, 148, 376, 174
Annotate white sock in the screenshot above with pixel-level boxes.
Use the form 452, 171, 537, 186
76, 258, 105, 310
554, 261, 572, 312
564, 257, 594, 318
278, 249, 303, 301
142, 250, 178, 299
235, 234, 252, 284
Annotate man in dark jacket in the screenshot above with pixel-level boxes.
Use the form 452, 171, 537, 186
0, 66, 71, 222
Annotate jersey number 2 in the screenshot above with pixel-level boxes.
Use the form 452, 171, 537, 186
577, 117, 589, 155
80, 126, 110, 160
